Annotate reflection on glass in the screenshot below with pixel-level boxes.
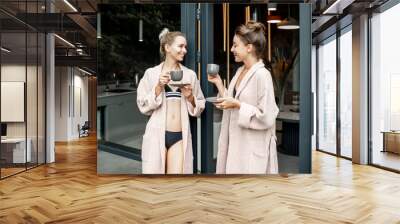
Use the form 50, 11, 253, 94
318, 36, 337, 154
340, 29, 352, 158
371, 4, 400, 171
1, 31, 27, 177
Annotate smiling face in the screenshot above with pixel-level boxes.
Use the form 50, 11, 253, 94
231, 35, 252, 62
165, 36, 187, 62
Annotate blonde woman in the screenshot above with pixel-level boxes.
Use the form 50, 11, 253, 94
208, 21, 279, 174
137, 28, 205, 174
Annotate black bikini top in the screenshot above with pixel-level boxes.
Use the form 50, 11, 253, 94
165, 85, 181, 98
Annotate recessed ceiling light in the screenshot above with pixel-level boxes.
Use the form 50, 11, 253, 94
78, 67, 93, 76
322, 0, 349, 14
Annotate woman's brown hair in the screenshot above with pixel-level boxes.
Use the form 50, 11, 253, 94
234, 21, 266, 59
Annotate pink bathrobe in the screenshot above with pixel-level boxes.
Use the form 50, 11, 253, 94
137, 63, 205, 174
216, 60, 279, 174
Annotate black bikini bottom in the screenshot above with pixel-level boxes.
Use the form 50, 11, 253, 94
165, 131, 182, 149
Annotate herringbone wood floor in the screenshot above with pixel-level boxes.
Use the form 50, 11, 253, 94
1, 135, 400, 223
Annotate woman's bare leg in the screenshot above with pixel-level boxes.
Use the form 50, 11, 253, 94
166, 140, 184, 174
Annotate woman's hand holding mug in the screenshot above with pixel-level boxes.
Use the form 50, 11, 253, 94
155, 71, 171, 96
207, 73, 222, 86
158, 71, 171, 87
181, 84, 193, 98
181, 84, 195, 107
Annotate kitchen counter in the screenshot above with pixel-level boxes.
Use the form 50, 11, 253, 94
277, 111, 300, 123
97, 88, 136, 99
97, 86, 147, 151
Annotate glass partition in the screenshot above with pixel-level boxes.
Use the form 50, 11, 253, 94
1, 31, 28, 177
0, 1, 46, 179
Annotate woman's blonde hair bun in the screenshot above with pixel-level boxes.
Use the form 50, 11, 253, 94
159, 28, 170, 41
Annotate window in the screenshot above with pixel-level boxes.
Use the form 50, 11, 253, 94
339, 28, 352, 158
370, 3, 400, 171
317, 35, 337, 154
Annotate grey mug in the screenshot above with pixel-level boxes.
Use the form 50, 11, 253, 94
170, 70, 183, 81
207, 64, 219, 76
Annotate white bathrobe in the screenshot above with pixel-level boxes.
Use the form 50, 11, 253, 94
137, 62, 205, 174
216, 60, 279, 174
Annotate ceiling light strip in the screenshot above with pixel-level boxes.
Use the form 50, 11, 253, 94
63, 0, 78, 12
54, 34, 75, 48
78, 67, 92, 76
1, 47, 11, 53
322, 0, 343, 14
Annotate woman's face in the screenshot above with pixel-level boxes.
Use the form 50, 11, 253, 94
231, 35, 251, 62
165, 36, 187, 62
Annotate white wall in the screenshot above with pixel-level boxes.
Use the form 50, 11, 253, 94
1, 82, 25, 122
76, 72, 89, 123
55, 66, 69, 141
1, 64, 41, 138
1, 65, 25, 128
71, 71, 89, 138
55, 66, 89, 141
1, 64, 26, 81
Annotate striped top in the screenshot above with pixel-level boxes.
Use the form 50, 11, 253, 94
165, 85, 181, 99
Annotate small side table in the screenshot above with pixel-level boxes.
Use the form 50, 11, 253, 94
381, 131, 400, 154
